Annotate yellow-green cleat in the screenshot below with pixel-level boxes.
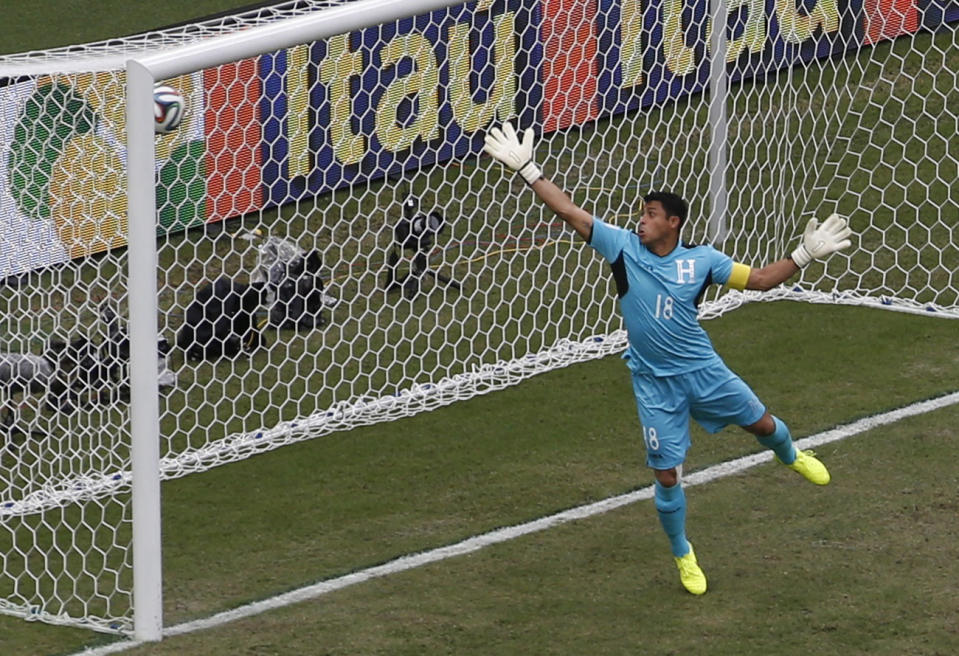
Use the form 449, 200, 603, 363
674, 543, 707, 595
778, 449, 831, 485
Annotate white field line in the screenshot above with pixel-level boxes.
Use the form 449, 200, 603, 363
72, 390, 959, 655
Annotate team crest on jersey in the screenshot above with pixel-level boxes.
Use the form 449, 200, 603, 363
675, 259, 696, 283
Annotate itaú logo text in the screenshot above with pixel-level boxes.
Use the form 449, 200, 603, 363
620, 0, 840, 85
284, 0, 518, 173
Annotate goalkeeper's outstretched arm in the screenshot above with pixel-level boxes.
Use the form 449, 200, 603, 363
742, 214, 854, 290
483, 122, 593, 241
742, 258, 800, 291
482, 122, 854, 275
528, 177, 593, 241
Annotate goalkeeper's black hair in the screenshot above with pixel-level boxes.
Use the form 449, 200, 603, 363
643, 191, 688, 228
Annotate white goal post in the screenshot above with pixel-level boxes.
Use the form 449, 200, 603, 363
0, 0, 955, 641
126, 0, 485, 639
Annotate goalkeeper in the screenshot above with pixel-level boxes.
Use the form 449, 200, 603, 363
483, 122, 853, 596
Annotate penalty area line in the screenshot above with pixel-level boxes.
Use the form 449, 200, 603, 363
72, 390, 959, 655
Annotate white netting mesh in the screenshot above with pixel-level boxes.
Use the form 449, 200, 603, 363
0, 0, 956, 635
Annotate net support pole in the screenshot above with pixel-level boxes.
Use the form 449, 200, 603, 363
126, 59, 163, 642
708, 0, 729, 243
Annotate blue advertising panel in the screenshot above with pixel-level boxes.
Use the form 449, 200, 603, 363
595, 0, 869, 119
260, 0, 541, 207
257, 0, 956, 211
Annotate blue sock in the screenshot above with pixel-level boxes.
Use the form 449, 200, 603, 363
757, 416, 798, 464
655, 480, 689, 557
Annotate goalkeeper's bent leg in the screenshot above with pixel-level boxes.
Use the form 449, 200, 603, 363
755, 415, 797, 464
758, 417, 831, 485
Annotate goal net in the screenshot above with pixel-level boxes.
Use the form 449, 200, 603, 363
0, 0, 955, 636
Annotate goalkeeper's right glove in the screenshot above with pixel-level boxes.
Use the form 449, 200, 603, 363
790, 213, 853, 267
483, 122, 543, 185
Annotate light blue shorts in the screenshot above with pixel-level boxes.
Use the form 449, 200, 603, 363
630, 360, 766, 470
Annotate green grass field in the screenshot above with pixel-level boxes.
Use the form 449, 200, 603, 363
0, 2, 957, 655
3, 302, 958, 656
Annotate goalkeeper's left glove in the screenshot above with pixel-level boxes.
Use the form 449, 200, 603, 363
482, 122, 543, 185
790, 213, 853, 267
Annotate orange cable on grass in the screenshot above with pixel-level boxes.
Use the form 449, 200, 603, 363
327, 237, 580, 284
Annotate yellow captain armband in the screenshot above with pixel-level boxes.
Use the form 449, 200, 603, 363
727, 262, 751, 291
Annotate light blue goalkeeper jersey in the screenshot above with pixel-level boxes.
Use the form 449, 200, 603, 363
588, 216, 736, 377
